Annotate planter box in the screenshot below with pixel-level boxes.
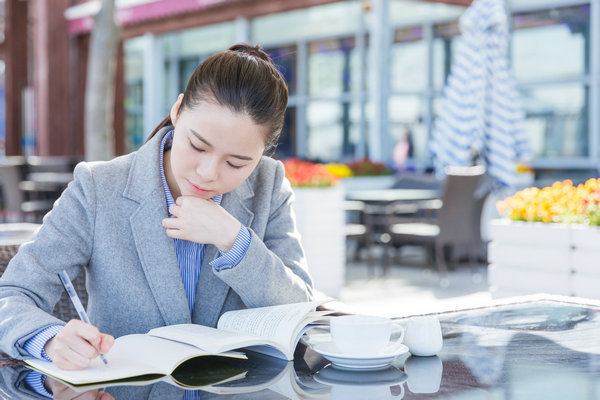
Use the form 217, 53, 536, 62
488, 220, 599, 299
292, 186, 345, 297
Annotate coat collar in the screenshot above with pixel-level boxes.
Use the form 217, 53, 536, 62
123, 127, 256, 327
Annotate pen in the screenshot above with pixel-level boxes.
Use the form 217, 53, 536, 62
58, 270, 109, 367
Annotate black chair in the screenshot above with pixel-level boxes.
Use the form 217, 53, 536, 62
18, 156, 80, 222
384, 165, 486, 284
344, 200, 374, 264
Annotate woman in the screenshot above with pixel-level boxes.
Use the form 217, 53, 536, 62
0, 44, 314, 380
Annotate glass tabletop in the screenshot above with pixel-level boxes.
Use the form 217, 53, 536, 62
0, 295, 598, 399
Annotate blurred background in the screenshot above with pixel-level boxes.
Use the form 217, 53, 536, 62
0, 0, 598, 311
0, 0, 596, 184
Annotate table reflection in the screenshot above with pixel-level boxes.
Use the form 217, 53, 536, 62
0, 296, 599, 399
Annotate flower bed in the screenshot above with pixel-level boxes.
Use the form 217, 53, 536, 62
489, 178, 600, 299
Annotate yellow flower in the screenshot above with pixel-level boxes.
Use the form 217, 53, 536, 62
325, 163, 353, 178
498, 178, 600, 225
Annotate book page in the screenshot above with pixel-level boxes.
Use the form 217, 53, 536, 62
25, 334, 242, 387
148, 324, 279, 356
216, 301, 322, 354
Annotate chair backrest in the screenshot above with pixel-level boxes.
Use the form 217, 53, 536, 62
436, 165, 486, 244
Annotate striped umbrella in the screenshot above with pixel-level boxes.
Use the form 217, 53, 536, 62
430, 0, 531, 189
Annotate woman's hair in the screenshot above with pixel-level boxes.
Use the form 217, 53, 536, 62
147, 43, 288, 153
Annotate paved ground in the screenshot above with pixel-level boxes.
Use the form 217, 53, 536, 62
334, 246, 494, 318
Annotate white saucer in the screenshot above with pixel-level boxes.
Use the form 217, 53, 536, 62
314, 365, 408, 387
312, 341, 409, 370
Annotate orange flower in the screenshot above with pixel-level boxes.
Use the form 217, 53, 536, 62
498, 178, 600, 225
282, 158, 340, 188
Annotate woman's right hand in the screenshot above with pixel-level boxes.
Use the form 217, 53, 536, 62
45, 377, 114, 400
44, 320, 114, 370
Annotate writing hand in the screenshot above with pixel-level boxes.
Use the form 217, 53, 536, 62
162, 196, 241, 252
45, 376, 114, 400
44, 320, 114, 370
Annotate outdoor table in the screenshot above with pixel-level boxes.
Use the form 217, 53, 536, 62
0, 222, 85, 322
0, 223, 40, 266
0, 294, 598, 399
346, 188, 440, 204
0, 222, 40, 247
345, 189, 442, 252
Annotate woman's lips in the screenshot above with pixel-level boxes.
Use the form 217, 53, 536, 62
189, 181, 211, 196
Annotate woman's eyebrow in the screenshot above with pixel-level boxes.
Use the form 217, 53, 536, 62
190, 129, 254, 161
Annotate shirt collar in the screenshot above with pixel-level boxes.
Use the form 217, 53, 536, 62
159, 129, 222, 216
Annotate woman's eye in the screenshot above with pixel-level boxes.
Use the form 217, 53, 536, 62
189, 141, 204, 152
227, 162, 243, 169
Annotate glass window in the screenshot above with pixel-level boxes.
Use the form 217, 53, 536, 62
391, 27, 427, 92
160, 22, 235, 59
519, 84, 588, 158
511, 6, 590, 81
178, 57, 201, 93
252, 2, 362, 46
389, 0, 465, 26
274, 107, 297, 160
308, 38, 356, 96
306, 101, 359, 161
124, 37, 145, 152
388, 95, 427, 161
432, 21, 461, 90
266, 46, 298, 96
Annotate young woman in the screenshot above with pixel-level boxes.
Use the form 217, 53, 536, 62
0, 44, 314, 390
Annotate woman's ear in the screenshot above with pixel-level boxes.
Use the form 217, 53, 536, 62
170, 94, 184, 125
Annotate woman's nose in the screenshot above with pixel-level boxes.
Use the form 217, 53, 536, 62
196, 157, 218, 182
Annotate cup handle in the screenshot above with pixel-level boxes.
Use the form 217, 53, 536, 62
389, 323, 405, 351
391, 382, 405, 399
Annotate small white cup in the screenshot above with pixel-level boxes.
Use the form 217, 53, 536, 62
404, 355, 443, 393
403, 315, 443, 357
330, 315, 404, 356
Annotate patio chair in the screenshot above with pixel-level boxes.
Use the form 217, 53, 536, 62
384, 165, 486, 285
344, 200, 375, 264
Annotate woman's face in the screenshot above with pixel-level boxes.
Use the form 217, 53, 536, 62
167, 97, 266, 199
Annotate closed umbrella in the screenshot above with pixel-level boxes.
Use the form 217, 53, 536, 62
430, 0, 531, 189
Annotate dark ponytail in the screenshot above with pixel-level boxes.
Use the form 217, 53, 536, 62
146, 43, 288, 152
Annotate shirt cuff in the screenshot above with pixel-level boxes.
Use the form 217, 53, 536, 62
23, 324, 63, 361
210, 225, 251, 271
24, 372, 53, 399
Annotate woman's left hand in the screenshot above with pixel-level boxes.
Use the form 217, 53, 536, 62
162, 196, 241, 252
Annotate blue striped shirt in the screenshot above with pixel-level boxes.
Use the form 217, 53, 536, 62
24, 129, 251, 397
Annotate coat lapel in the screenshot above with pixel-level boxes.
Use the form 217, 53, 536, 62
124, 128, 191, 327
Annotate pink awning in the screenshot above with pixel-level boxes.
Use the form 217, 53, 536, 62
67, 0, 230, 34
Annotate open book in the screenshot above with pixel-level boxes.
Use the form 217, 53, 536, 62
25, 300, 331, 389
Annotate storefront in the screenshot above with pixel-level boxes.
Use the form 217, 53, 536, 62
3, 0, 599, 182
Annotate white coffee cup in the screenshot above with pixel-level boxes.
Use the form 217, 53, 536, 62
330, 315, 405, 356
403, 315, 443, 357
404, 355, 443, 393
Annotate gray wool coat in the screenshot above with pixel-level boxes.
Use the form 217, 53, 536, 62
0, 127, 314, 359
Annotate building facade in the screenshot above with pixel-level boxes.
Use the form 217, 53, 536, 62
2, 0, 599, 182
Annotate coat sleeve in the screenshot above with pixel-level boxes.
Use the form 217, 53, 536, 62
213, 160, 315, 307
0, 162, 96, 359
